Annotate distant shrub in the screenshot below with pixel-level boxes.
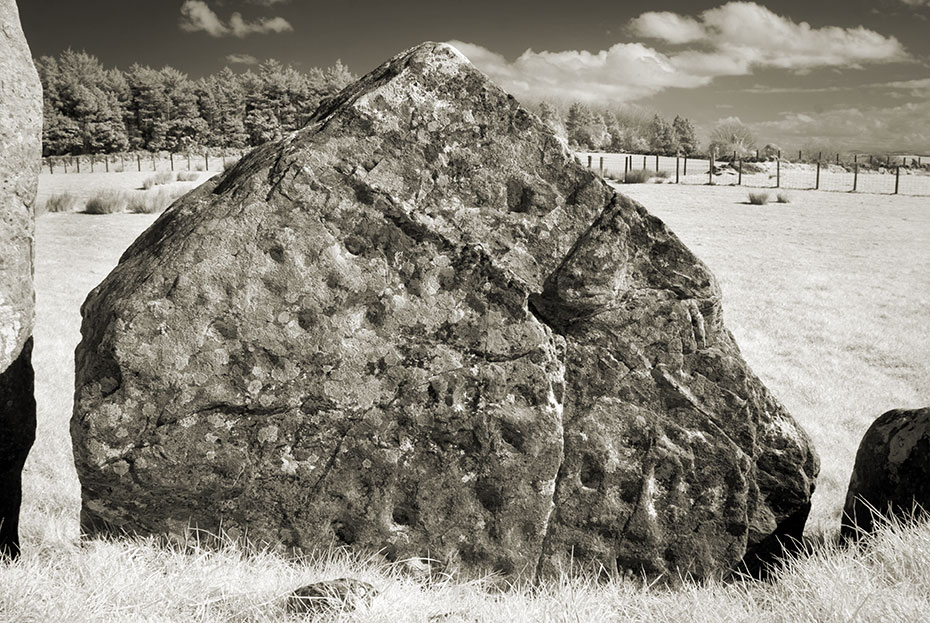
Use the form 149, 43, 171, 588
654, 170, 671, 180
84, 190, 127, 214
623, 168, 654, 184
176, 171, 200, 182
44, 192, 81, 213
128, 187, 187, 214
223, 158, 240, 172
776, 192, 791, 204
142, 171, 175, 190
747, 192, 770, 205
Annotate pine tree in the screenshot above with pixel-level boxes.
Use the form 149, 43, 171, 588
672, 115, 697, 155
649, 114, 677, 156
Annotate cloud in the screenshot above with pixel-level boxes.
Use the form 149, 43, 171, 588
449, 2, 907, 103
449, 40, 710, 103
628, 12, 704, 44
179, 0, 293, 37
631, 2, 908, 72
755, 102, 930, 152
226, 53, 259, 65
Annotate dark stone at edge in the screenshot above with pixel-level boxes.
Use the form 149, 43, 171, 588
0, 337, 36, 560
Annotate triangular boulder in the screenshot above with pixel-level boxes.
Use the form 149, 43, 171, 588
72, 42, 818, 580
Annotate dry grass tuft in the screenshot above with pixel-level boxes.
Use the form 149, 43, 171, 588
776, 192, 791, 203
747, 191, 770, 205
127, 186, 188, 214
176, 171, 200, 182
43, 192, 82, 214
624, 168, 655, 184
83, 189, 128, 214
142, 171, 176, 190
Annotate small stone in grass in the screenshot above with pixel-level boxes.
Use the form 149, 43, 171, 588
286, 577, 378, 615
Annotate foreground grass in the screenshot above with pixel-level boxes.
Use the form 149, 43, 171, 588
7, 174, 929, 621
2, 520, 930, 622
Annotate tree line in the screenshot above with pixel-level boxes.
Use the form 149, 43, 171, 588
38, 49, 739, 160
534, 102, 699, 156
36, 50, 356, 156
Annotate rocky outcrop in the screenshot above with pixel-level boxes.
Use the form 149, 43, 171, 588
72, 42, 818, 580
0, 0, 41, 560
286, 578, 378, 615
842, 407, 930, 540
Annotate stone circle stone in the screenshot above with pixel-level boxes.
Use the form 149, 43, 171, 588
72, 42, 819, 581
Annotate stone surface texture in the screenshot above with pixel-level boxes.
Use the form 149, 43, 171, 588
72, 42, 818, 580
0, 0, 41, 559
842, 407, 930, 540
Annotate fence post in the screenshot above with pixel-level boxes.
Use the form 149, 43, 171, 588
587, 155, 592, 168
624, 155, 629, 179
676, 156, 680, 184
738, 159, 742, 186
151, 152, 156, 171
709, 148, 715, 185
63, 158, 67, 174
683, 155, 688, 176
642, 156, 647, 170
120, 154, 124, 171
853, 162, 858, 192
599, 156, 604, 176
105, 155, 109, 173
222, 154, 227, 170
90, 156, 94, 173
895, 166, 900, 194
655, 154, 659, 171
869, 155, 873, 166
798, 150, 802, 161
48, 158, 53, 175
205, 153, 209, 170
776, 150, 781, 188
835, 153, 839, 165
137, 154, 141, 172
755, 149, 759, 160
818, 151, 822, 163
815, 161, 820, 190
170, 152, 174, 171
76, 156, 81, 173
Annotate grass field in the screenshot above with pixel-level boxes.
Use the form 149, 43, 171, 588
2, 173, 929, 621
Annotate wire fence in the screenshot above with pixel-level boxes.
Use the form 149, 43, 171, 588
41, 149, 248, 175
577, 151, 930, 197
41, 148, 930, 197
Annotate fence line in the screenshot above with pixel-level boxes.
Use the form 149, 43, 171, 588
41, 150, 247, 175
577, 151, 930, 197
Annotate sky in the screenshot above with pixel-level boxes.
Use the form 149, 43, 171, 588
17, 0, 930, 152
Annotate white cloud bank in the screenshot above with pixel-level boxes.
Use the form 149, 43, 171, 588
450, 2, 907, 103
180, 0, 293, 38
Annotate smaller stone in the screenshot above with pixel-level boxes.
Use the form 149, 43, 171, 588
842, 407, 930, 540
286, 578, 378, 615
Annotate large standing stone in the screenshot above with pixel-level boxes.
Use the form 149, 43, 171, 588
842, 407, 930, 540
0, 0, 41, 560
72, 42, 818, 580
